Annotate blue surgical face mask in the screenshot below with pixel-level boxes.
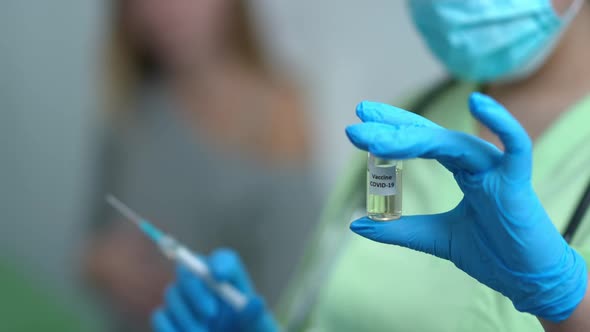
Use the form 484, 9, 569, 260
407, 0, 584, 83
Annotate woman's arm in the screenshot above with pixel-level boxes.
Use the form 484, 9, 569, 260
83, 222, 172, 325
540, 278, 590, 332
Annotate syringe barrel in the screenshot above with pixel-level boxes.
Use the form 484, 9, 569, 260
176, 247, 209, 276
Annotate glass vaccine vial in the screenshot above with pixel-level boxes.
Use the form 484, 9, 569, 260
367, 153, 403, 221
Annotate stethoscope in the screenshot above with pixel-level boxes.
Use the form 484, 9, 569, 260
414, 78, 590, 244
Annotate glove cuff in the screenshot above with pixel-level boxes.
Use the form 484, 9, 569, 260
514, 245, 588, 322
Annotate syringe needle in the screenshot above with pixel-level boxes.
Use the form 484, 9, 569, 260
105, 194, 143, 226
103, 195, 247, 311
106, 194, 164, 243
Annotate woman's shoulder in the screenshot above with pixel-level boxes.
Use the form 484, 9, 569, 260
225, 65, 300, 108
220, 66, 310, 163
264, 79, 310, 163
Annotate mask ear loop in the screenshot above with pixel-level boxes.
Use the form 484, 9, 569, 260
559, 0, 585, 24
495, 0, 585, 84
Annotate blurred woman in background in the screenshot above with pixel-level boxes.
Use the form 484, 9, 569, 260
84, 0, 318, 330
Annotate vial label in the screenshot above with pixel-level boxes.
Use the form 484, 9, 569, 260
368, 158, 397, 196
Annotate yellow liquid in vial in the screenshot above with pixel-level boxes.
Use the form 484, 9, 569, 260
367, 156, 402, 221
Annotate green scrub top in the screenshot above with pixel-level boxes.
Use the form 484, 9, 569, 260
278, 82, 590, 331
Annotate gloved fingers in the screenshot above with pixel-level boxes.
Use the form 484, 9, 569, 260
350, 213, 455, 261
346, 122, 502, 173
152, 308, 179, 332
208, 248, 254, 294
468, 92, 532, 181
164, 285, 208, 332
177, 265, 219, 320
356, 101, 441, 128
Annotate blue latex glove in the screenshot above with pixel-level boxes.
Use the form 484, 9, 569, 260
152, 249, 278, 332
346, 93, 588, 322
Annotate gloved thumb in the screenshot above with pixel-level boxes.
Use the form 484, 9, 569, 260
350, 213, 454, 260
208, 248, 255, 294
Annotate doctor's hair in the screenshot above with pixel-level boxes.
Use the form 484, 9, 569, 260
105, 0, 266, 113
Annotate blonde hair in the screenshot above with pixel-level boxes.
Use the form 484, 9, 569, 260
106, 0, 266, 113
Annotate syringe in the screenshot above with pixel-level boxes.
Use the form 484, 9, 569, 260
106, 195, 248, 311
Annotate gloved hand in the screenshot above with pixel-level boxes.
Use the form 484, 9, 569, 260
152, 249, 279, 332
346, 93, 588, 322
